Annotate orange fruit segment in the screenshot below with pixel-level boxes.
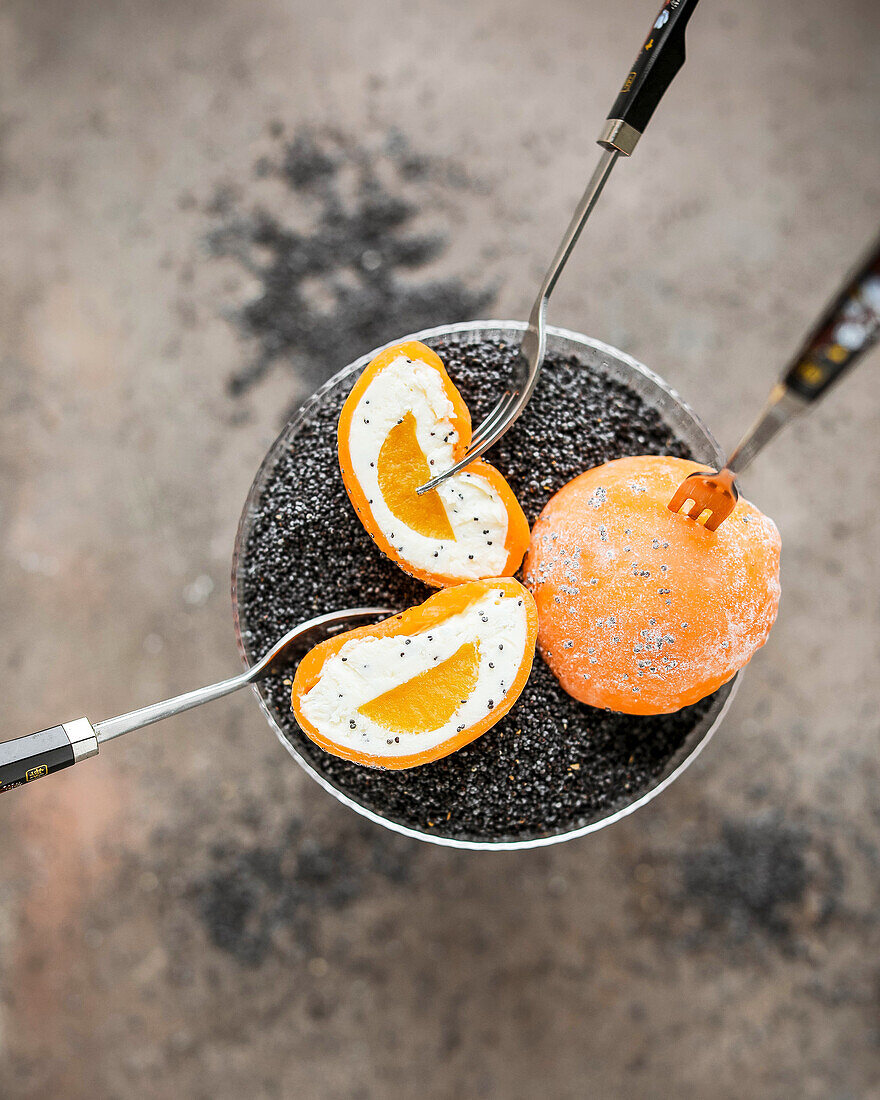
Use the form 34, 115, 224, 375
291, 578, 538, 769
358, 641, 479, 733
377, 412, 455, 541
337, 340, 530, 588
523, 455, 781, 715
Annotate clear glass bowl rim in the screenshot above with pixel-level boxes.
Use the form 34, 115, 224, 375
231, 320, 739, 851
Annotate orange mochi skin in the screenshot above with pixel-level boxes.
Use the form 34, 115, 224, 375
291, 578, 538, 769
523, 456, 781, 715
337, 341, 529, 588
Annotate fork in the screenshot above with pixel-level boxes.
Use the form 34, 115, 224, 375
669, 231, 880, 530
0, 607, 392, 795
419, 0, 702, 495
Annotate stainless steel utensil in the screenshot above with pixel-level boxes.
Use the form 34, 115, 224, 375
418, 0, 701, 495
669, 231, 880, 530
0, 607, 392, 794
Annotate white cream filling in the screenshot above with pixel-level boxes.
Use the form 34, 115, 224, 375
346, 354, 509, 578
299, 591, 528, 759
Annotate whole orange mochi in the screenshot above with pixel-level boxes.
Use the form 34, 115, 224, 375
523, 455, 781, 715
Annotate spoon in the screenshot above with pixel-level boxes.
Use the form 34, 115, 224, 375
0, 607, 393, 795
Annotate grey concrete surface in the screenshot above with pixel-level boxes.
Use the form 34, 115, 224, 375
1, 0, 879, 1096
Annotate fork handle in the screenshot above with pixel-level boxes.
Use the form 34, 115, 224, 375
599, 0, 701, 156
0, 719, 98, 794
728, 232, 880, 474
782, 232, 880, 401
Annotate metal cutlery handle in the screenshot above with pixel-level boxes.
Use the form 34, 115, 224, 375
728, 230, 880, 474
534, 0, 703, 360
547, 0, 703, 304
418, 0, 702, 497
0, 719, 98, 794
782, 232, 880, 402
0, 608, 391, 795
600, 0, 701, 156
94, 669, 255, 743
0, 674, 257, 794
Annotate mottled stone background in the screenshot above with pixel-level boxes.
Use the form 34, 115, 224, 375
1, 0, 879, 1096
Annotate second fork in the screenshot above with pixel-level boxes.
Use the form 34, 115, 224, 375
419, 0, 702, 494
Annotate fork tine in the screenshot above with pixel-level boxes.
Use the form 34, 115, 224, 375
417, 455, 469, 494
669, 469, 738, 530
702, 511, 721, 531
702, 496, 736, 531
667, 483, 694, 514
466, 414, 503, 455
418, 392, 519, 493
468, 391, 518, 452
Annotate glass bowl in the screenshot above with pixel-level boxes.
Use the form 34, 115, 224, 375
231, 321, 739, 850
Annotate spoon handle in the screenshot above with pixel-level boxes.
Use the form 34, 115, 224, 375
0, 608, 391, 794
93, 668, 254, 743
0, 671, 255, 794
0, 719, 98, 794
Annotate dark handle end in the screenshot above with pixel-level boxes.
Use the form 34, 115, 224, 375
602, 0, 700, 152
0, 720, 98, 794
784, 233, 880, 401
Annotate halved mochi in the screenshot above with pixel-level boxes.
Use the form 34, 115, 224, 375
337, 340, 530, 587
291, 578, 538, 769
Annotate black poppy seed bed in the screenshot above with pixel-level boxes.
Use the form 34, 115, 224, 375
234, 328, 728, 844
